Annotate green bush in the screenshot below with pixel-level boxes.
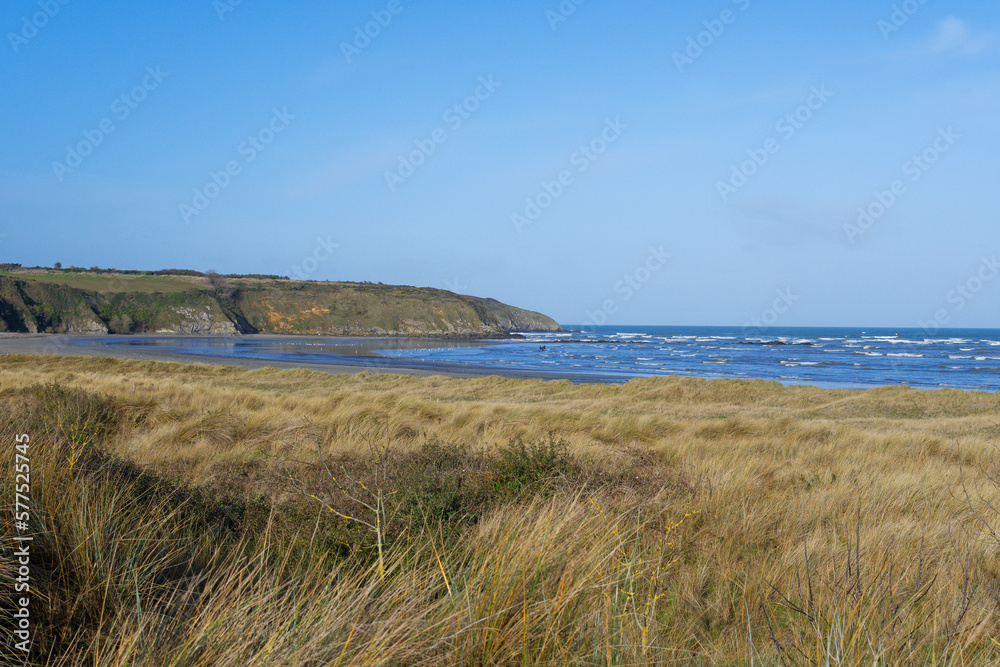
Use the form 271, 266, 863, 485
396, 439, 476, 529
491, 434, 574, 495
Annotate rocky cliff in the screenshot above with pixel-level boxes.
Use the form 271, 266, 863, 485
0, 274, 562, 337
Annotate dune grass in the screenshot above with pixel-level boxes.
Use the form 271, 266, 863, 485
2, 354, 1000, 664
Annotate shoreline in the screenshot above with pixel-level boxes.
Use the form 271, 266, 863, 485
0, 333, 979, 392
0, 333, 622, 383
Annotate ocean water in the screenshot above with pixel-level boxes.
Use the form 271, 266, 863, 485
79, 326, 1000, 391
380, 326, 1000, 391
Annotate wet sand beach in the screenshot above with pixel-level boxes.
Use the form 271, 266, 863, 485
0, 333, 612, 382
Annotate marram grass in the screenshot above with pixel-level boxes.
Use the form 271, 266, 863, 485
2, 354, 1000, 664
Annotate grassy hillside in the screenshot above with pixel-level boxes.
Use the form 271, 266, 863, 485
0, 267, 562, 336
0, 270, 202, 293
3, 355, 1000, 664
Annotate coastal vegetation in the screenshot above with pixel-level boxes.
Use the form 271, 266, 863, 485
2, 354, 1000, 664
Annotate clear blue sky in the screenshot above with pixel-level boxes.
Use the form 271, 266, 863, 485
2, 0, 998, 328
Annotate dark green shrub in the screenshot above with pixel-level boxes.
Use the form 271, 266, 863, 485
396, 439, 477, 531
491, 434, 574, 495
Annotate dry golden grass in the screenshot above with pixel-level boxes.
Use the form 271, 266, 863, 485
3, 353, 1000, 664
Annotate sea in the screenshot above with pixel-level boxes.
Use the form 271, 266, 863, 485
80, 326, 1000, 392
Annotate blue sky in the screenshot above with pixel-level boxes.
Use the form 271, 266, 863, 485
1, 0, 998, 328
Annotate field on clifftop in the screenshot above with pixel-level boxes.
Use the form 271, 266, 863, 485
3, 355, 1000, 664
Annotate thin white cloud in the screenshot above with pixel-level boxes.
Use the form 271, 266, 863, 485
926, 16, 992, 55
930, 16, 969, 52
860, 16, 996, 64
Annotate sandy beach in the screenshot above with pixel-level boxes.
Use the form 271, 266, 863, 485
0, 333, 613, 382
0, 333, 482, 378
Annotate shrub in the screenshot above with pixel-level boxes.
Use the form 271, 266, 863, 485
207, 270, 238, 299
491, 433, 574, 495
396, 439, 478, 530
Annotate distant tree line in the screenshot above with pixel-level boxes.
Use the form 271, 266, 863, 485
1, 264, 288, 280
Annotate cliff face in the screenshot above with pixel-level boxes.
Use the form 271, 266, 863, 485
0, 277, 107, 333
477, 298, 563, 333
233, 283, 562, 336
0, 276, 562, 337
